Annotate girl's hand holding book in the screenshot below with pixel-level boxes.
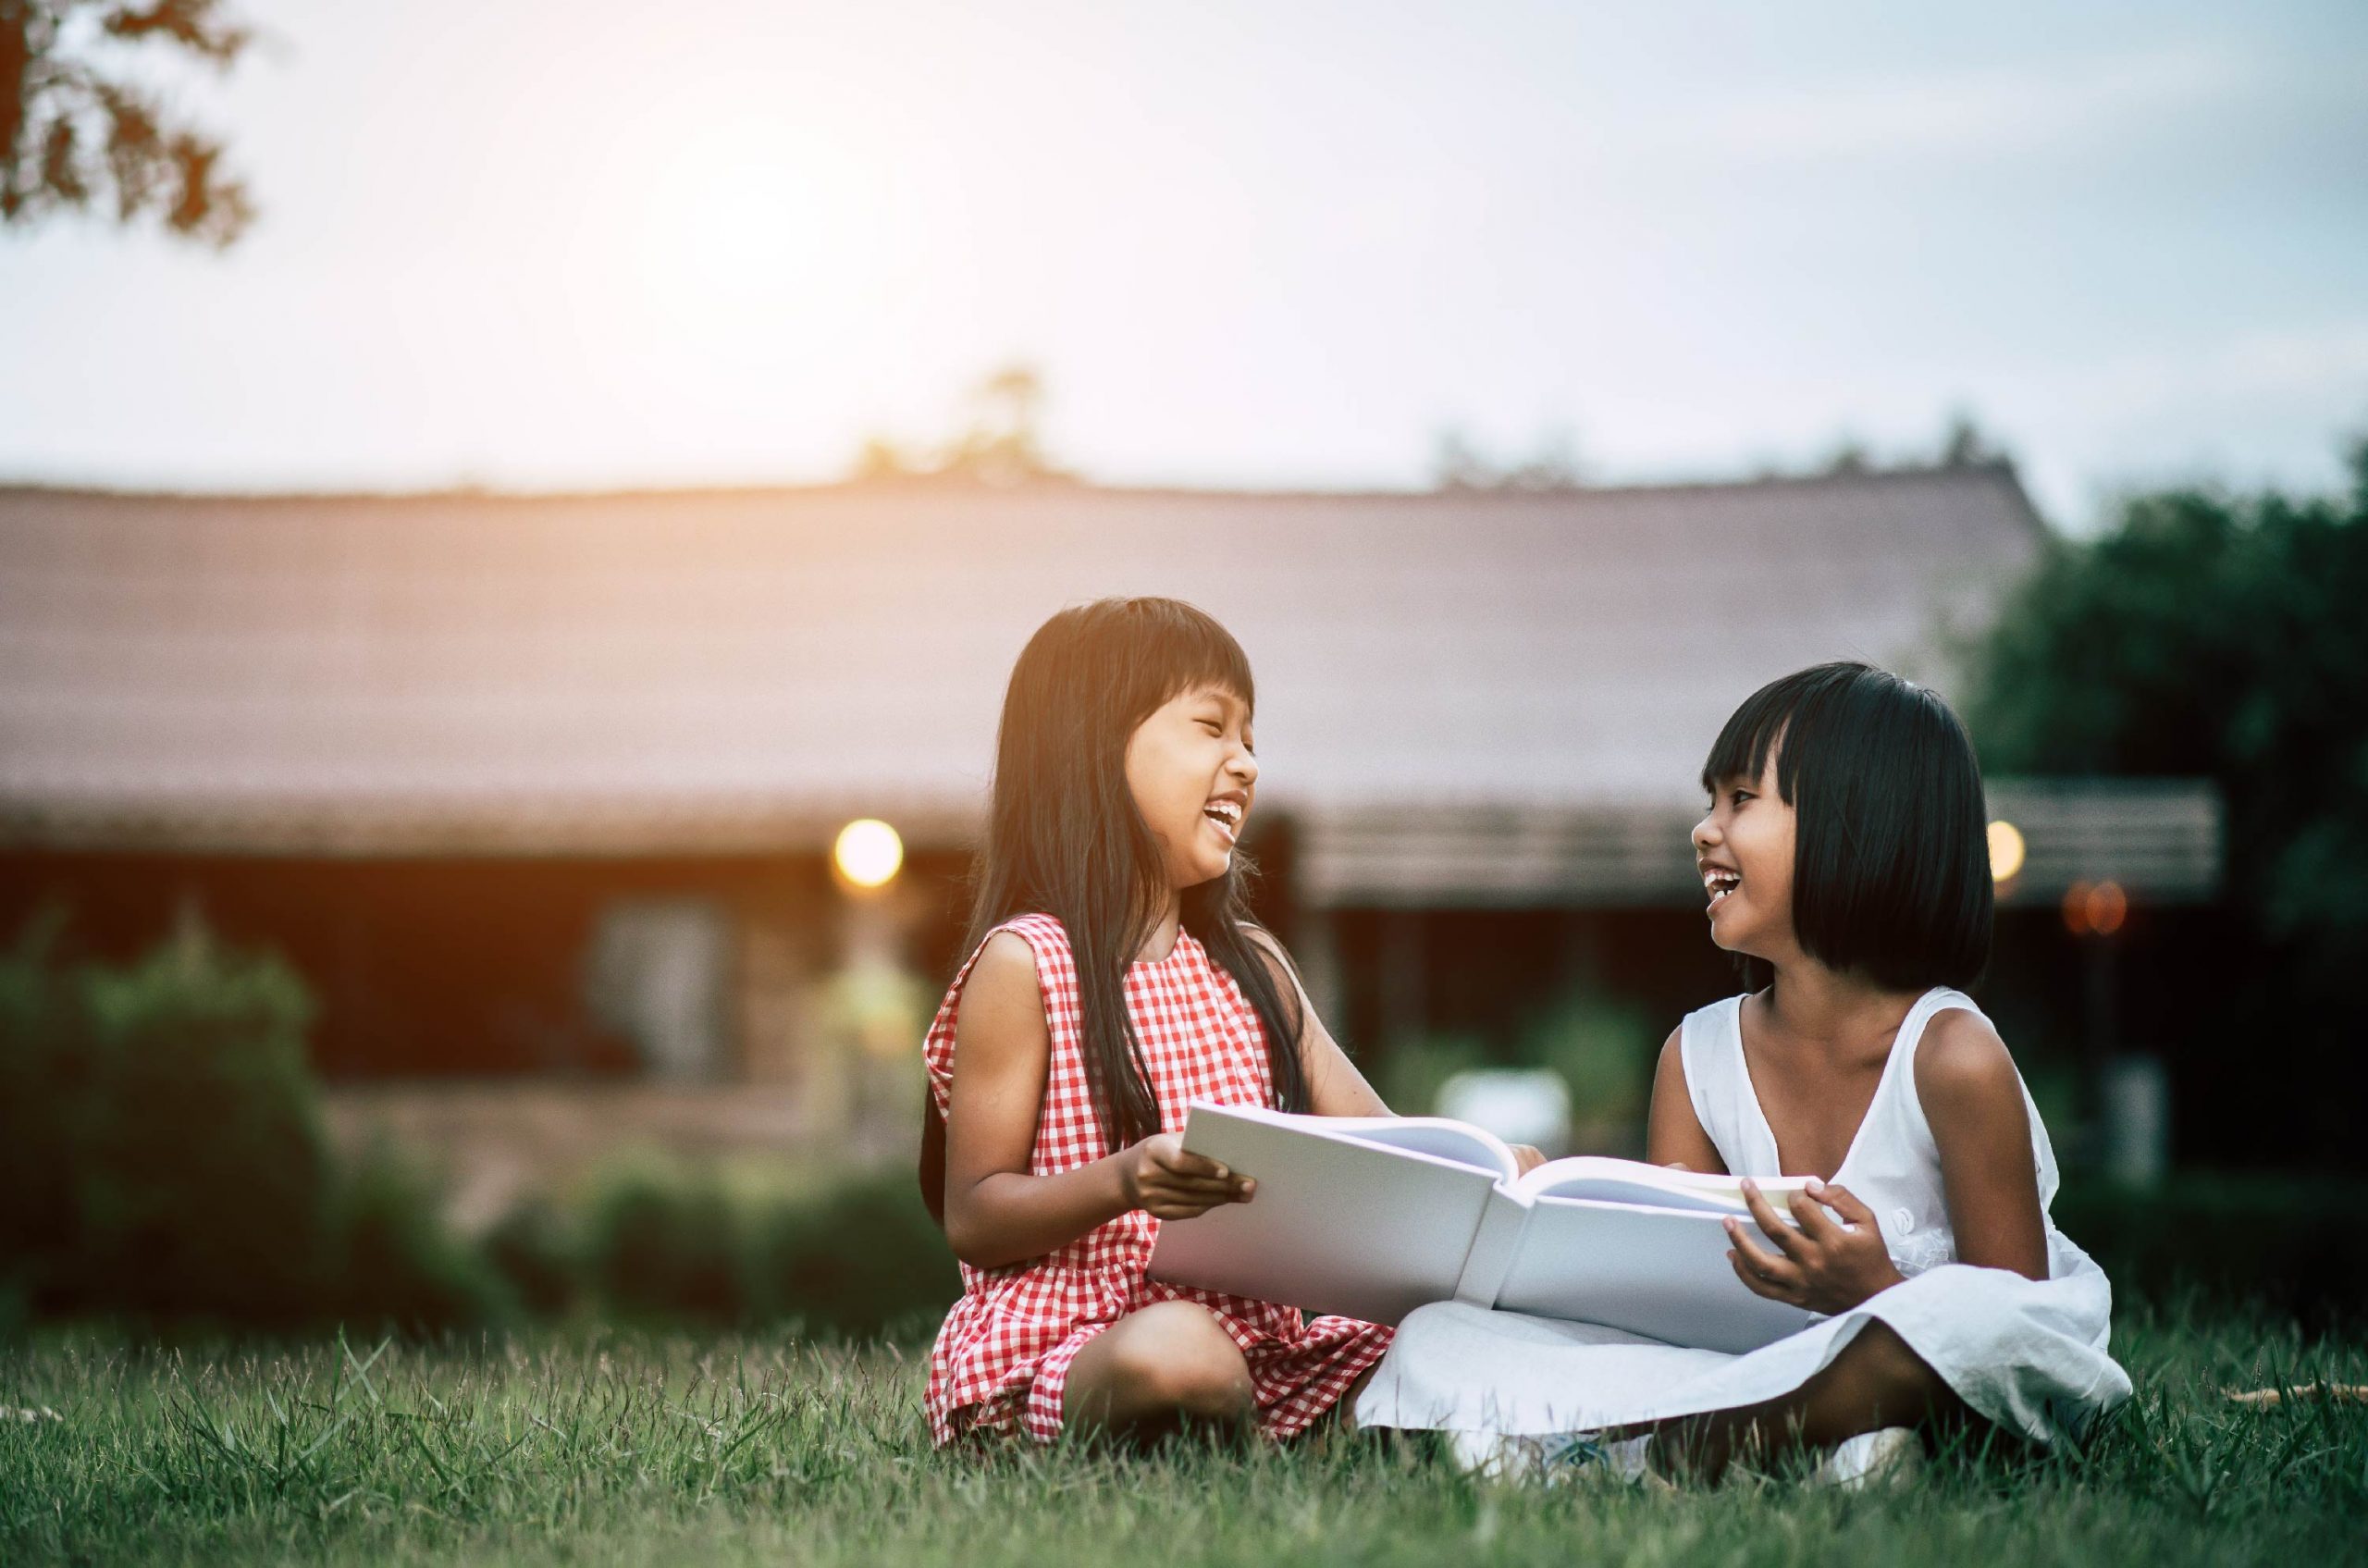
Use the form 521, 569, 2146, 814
1723, 1177, 1905, 1315
1120, 1132, 1257, 1220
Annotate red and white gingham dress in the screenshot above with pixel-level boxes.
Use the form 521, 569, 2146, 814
922, 912, 1392, 1446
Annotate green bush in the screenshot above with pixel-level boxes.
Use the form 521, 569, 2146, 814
584, 1160, 758, 1327
0, 915, 89, 1312
75, 927, 331, 1322
756, 1168, 960, 1340
2056, 1173, 2367, 1330
1378, 1031, 1487, 1117
482, 1194, 585, 1318
1522, 988, 1655, 1128
320, 1138, 517, 1334
567, 1159, 958, 1339
0, 916, 507, 1332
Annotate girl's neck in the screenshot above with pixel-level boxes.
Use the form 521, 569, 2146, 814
1761, 956, 1923, 1050
1136, 894, 1184, 964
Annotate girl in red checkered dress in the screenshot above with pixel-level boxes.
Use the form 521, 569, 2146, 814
916, 598, 1405, 1447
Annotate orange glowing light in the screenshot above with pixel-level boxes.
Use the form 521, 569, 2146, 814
2062, 879, 2129, 937
2087, 880, 2128, 937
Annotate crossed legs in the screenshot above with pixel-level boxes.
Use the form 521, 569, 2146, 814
1061, 1301, 1387, 1444
1624, 1320, 1968, 1479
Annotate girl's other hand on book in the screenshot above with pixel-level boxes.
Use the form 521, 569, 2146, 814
1723, 1177, 1905, 1315
1120, 1133, 1257, 1220
1511, 1144, 1548, 1177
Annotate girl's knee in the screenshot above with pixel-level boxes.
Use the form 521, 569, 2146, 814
1104, 1304, 1253, 1418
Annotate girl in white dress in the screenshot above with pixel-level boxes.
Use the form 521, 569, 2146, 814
1356, 662, 2131, 1481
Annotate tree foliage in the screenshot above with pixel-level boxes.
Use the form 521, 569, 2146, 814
1966, 440, 2368, 1161
1, 0, 254, 245
848, 364, 1072, 486
1969, 441, 2368, 946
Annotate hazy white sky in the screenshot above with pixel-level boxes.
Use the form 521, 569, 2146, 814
3, 0, 2363, 526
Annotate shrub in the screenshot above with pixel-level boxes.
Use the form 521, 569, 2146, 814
0, 920, 329, 1322
0, 915, 506, 1332
2056, 1174, 2367, 1332
569, 1158, 958, 1339
80, 930, 338, 1322
754, 1167, 960, 1340
320, 1138, 516, 1334
583, 1160, 758, 1327
1522, 989, 1655, 1130
482, 1194, 585, 1318
0, 915, 88, 1312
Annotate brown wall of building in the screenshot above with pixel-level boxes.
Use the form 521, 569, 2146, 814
0, 848, 974, 1080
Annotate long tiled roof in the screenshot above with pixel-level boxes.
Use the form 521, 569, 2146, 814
0, 466, 2045, 854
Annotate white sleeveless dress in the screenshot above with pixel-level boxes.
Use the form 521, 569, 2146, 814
1355, 988, 2133, 1446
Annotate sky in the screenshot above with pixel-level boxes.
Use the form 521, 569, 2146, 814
2, 0, 2363, 528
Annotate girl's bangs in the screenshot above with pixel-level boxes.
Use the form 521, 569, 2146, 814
1700, 683, 1796, 796
1136, 599, 1257, 714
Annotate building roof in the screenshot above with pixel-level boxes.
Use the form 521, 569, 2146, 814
0, 466, 2051, 858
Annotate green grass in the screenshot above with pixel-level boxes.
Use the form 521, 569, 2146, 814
4, 1303, 2363, 1568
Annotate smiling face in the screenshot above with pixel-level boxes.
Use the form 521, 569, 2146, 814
1693, 745, 1798, 966
1124, 684, 1258, 891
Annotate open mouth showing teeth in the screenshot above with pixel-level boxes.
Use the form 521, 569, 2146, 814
1703, 868, 1741, 909
1203, 800, 1243, 838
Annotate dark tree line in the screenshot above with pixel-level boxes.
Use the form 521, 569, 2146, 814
1967, 439, 2368, 1167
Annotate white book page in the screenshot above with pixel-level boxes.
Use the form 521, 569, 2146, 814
1514, 1156, 1813, 1216
1144, 1104, 1505, 1326
1326, 1116, 1518, 1180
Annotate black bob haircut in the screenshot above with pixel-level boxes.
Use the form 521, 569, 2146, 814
1701, 661, 1992, 994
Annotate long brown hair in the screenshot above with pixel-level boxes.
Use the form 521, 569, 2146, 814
920, 599, 1312, 1218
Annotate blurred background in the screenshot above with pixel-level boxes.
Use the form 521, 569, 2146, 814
2, 0, 2363, 1339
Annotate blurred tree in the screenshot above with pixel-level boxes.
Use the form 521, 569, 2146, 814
943, 363, 1057, 485
849, 434, 917, 481
846, 364, 1069, 486
1966, 438, 2368, 1165
1820, 436, 1873, 475
1432, 427, 1490, 490
1432, 426, 1585, 492
1, 0, 253, 246
1939, 409, 2004, 468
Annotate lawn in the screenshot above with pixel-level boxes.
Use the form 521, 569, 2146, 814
4, 1303, 2362, 1568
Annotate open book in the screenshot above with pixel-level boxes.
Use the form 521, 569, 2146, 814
1144, 1104, 1819, 1354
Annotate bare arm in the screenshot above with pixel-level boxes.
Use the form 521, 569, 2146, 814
1915, 1009, 2050, 1282
1646, 1026, 1727, 1174
942, 933, 1249, 1269
1244, 927, 1388, 1117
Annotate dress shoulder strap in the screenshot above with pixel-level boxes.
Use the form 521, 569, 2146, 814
989, 911, 1074, 971
1875, 985, 2063, 1209
920, 913, 1082, 1108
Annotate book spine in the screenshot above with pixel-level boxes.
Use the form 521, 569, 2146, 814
1450, 1189, 1535, 1308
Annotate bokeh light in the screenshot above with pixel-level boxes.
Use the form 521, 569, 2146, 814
2061, 879, 2129, 938
833, 819, 904, 889
1987, 820, 2026, 883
